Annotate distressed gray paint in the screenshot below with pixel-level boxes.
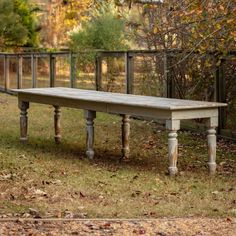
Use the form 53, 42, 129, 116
168, 131, 178, 175
166, 120, 180, 175
121, 115, 130, 159
19, 101, 29, 143
207, 128, 217, 174
54, 106, 61, 144
13, 88, 227, 110
84, 110, 96, 159
13, 88, 227, 175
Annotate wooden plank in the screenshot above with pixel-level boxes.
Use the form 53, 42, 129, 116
107, 104, 172, 119
18, 94, 107, 114
13, 88, 227, 111
4, 55, 10, 91
125, 52, 134, 94
172, 109, 218, 120
31, 54, 37, 88
49, 54, 56, 87
17, 55, 23, 89
95, 55, 102, 91
215, 59, 226, 131
100, 52, 125, 58
70, 53, 76, 88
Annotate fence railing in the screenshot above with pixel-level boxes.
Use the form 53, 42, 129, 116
0, 50, 235, 139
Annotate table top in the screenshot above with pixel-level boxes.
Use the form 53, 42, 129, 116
13, 88, 227, 111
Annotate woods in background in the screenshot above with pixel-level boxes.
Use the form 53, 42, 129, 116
0, 0, 235, 54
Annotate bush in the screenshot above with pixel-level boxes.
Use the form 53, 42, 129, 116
0, 0, 38, 49
68, 1, 128, 52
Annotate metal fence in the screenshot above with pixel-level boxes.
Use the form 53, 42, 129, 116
0, 50, 235, 139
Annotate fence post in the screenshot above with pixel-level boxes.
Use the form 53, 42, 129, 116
49, 53, 56, 87
4, 55, 10, 91
215, 58, 226, 132
17, 54, 23, 89
164, 51, 175, 98
125, 52, 134, 94
70, 52, 76, 88
31, 54, 37, 88
95, 54, 102, 91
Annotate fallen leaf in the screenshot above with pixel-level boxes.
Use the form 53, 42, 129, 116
212, 191, 219, 195
34, 189, 47, 196
80, 192, 85, 198
28, 208, 41, 218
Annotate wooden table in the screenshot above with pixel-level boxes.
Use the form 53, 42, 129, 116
13, 88, 227, 175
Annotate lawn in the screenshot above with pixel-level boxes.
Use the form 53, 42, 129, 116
0, 93, 235, 219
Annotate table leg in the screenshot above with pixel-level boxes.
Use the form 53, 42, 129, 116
166, 120, 180, 176
84, 110, 96, 159
19, 101, 29, 143
121, 115, 130, 160
54, 106, 61, 144
207, 117, 218, 174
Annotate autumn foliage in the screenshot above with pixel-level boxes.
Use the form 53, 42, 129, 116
124, 0, 236, 53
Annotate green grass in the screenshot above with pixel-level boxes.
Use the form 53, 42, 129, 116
0, 93, 235, 218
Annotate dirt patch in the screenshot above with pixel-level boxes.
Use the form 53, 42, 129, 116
0, 218, 235, 235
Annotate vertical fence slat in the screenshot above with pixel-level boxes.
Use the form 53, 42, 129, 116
95, 55, 102, 91
215, 58, 226, 132
70, 53, 76, 88
163, 52, 168, 97
49, 54, 56, 87
4, 55, 10, 91
164, 51, 175, 98
31, 54, 37, 88
125, 52, 134, 94
17, 55, 23, 89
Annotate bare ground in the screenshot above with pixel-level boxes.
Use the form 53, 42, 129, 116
0, 218, 236, 235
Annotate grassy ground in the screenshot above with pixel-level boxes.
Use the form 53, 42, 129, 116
0, 93, 235, 219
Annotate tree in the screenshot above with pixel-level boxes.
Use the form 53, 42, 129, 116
0, 0, 39, 49
40, 0, 92, 48
14, 0, 39, 47
68, 1, 128, 51
125, 0, 236, 53
68, 1, 129, 92
122, 1, 236, 99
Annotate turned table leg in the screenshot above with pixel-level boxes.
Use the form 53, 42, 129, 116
207, 117, 218, 174
19, 101, 29, 143
84, 110, 96, 159
121, 114, 130, 160
54, 106, 61, 144
166, 120, 180, 176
